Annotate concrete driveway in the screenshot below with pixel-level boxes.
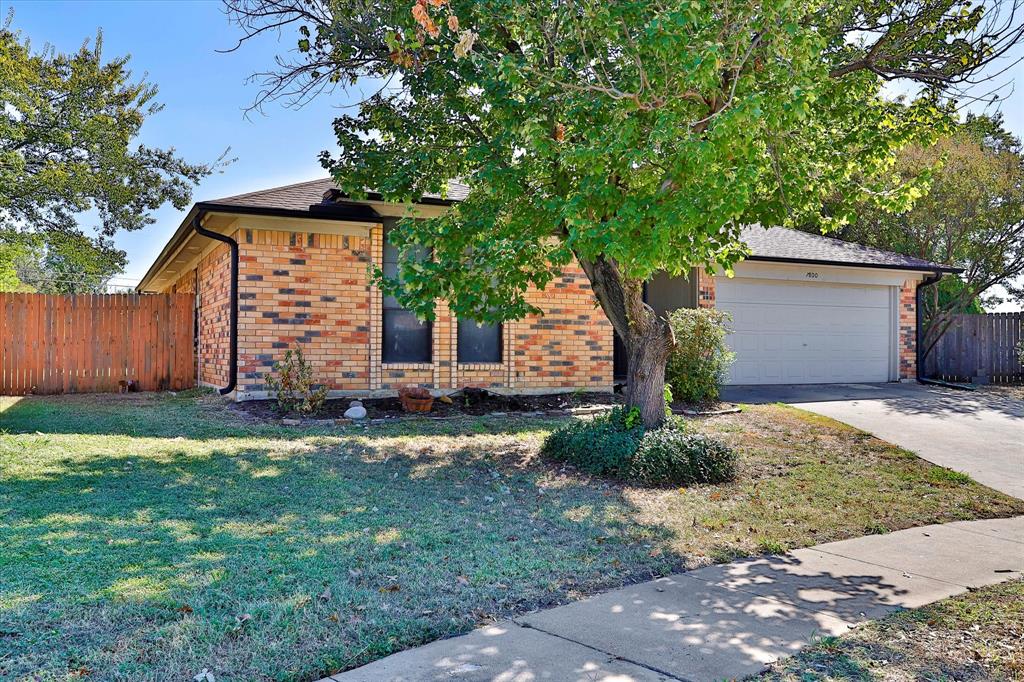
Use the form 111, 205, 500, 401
722, 382, 1024, 499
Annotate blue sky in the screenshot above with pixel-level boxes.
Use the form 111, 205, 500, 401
8, 0, 357, 284
7, 0, 1024, 307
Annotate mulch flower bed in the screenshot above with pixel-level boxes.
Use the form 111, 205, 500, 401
231, 388, 622, 422
230, 387, 741, 424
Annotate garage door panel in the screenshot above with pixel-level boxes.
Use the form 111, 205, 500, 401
718, 280, 890, 308
718, 278, 893, 385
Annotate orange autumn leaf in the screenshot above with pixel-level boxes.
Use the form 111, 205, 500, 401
412, 3, 430, 28
412, 1, 440, 37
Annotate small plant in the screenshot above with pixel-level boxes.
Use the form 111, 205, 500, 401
665, 308, 735, 404
629, 429, 738, 485
541, 407, 645, 476
757, 538, 788, 555
810, 633, 845, 654
623, 406, 642, 429
265, 344, 328, 416
927, 466, 973, 486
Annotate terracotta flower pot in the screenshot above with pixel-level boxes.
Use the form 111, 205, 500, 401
401, 395, 434, 413
399, 386, 434, 413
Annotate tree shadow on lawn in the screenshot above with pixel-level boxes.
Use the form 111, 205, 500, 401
0, 426, 681, 680
0, 395, 1003, 681
0, 390, 569, 440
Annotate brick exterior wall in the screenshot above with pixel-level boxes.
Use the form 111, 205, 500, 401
513, 263, 613, 390
169, 269, 197, 295
898, 279, 917, 380
178, 224, 613, 399
234, 228, 374, 395
697, 270, 716, 308
197, 244, 233, 387
169, 244, 232, 388
163, 218, 919, 395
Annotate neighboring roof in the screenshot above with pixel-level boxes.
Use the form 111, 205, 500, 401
740, 225, 960, 273
203, 177, 471, 213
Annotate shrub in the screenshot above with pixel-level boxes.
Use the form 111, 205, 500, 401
665, 307, 735, 404
629, 429, 738, 485
542, 407, 734, 486
541, 407, 645, 476
265, 344, 328, 415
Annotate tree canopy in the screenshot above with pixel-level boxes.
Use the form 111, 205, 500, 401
0, 18, 222, 292
228, 0, 1024, 425
803, 113, 1024, 355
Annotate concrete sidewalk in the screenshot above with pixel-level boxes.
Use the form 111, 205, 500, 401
324, 517, 1024, 682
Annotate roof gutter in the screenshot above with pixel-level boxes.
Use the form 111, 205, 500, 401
745, 254, 963, 274
192, 213, 238, 396
915, 270, 945, 382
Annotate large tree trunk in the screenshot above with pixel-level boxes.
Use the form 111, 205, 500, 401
578, 254, 675, 428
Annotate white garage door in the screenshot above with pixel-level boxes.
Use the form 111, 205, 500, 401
716, 277, 894, 385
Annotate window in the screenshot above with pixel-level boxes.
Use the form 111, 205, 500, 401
458, 319, 502, 363
382, 223, 432, 363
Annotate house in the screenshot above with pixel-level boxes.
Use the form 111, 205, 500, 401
137, 178, 958, 399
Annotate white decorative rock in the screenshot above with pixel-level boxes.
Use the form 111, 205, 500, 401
344, 404, 367, 420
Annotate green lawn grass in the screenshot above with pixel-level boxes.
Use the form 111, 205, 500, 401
756, 579, 1024, 680
1, 391, 1021, 681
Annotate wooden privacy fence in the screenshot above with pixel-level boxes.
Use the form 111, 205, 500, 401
924, 312, 1023, 384
0, 293, 195, 395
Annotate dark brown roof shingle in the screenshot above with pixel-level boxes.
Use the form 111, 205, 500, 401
739, 225, 955, 272
200, 177, 956, 273
205, 177, 469, 211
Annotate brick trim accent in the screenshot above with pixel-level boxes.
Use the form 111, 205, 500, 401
369, 224, 383, 390
898, 279, 917, 379
697, 270, 715, 308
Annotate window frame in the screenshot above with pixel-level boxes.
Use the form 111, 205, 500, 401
381, 222, 432, 364
457, 318, 504, 364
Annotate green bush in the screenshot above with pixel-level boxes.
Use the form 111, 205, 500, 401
543, 407, 735, 486
629, 429, 738, 486
265, 344, 328, 415
665, 307, 735, 404
541, 407, 645, 476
